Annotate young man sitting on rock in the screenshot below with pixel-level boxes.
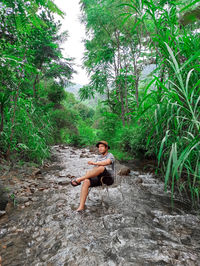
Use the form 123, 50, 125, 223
71, 141, 115, 212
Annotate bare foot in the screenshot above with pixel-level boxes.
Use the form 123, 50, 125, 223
76, 178, 81, 183
76, 207, 84, 212
71, 179, 81, 186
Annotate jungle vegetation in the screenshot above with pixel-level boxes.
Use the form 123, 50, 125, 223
79, 0, 200, 204
0, 0, 199, 204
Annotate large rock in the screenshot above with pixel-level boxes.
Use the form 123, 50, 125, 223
89, 146, 98, 153
117, 167, 131, 176
0, 181, 8, 211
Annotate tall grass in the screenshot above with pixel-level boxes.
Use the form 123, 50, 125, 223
125, 0, 200, 204
144, 39, 199, 205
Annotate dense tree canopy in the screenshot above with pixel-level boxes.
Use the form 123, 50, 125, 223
0, 0, 74, 162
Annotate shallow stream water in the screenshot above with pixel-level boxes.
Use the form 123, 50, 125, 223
0, 146, 200, 265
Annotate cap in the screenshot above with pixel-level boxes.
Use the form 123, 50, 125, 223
96, 141, 110, 149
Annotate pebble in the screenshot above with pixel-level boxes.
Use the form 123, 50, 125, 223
36, 176, 44, 179
16, 229, 24, 233
41, 254, 49, 262
38, 187, 46, 191
0, 211, 6, 217
31, 197, 38, 202
0, 229, 7, 238
18, 197, 29, 204
32, 169, 42, 176
58, 181, 69, 185
6, 241, 14, 247
30, 187, 35, 193
135, 178, 143, 184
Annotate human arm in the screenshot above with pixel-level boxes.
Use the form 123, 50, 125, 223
88, 159, 112, 166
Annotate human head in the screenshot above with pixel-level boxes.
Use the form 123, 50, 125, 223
96, 141, 110, 154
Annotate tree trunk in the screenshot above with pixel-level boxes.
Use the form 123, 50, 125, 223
119, 83, 125, 126
6, 90, 20, 160
124, 65, 130, 123
133, 59, 139, 108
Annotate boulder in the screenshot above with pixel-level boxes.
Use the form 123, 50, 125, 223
117, 167, 131, 176
89, 146, 98, 153
0, 181, 8, 211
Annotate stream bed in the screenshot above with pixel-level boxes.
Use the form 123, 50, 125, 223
0, 146, 200, 266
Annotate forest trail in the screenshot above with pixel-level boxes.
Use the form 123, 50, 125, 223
0, 146, 200, 266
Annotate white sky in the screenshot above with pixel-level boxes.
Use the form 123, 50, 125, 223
54, 0, 89, 85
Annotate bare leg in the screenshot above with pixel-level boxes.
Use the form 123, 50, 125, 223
76, 166, 105, 211
77, 179, 91, 211
76, 166, 105, 183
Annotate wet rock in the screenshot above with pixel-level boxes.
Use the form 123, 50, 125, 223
1, 146, 200, 266
58, 180, 70, 186
30, 187, 36, 193
43, 162, 50, 168
135, 177, 143, 184
25, 202, 30, 207
32, 182, 39, 186
18, 196, 29, 204
118, 167, 131, 176
41, 254, 49, 262
32, 168, 42, 177
16, 228, 24, 233
181, 236, 191, 245
0, 181, 8, 211
0, 210, 6, 217
0, 228, 7, 238
38, 187, 47, 191
89, 146, 98, 153
6, 241, 14, 247
80, 154, 90, 158
36, 175, 44, 180
31, 197, 38, 202
5, 202, 13, 214
65, 174, 75, 179
58, 173, 66, 177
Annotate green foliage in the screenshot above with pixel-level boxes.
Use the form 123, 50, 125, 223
0, 0, 74, 163
0, 0, 199, 207
0, 94, 52, 163
130, 0, 200, 204
97, 112, 121, 142
111, 149, 132, 161
78, 121, 97, 146
120, 122, 154, 158
53, 91, 96, 146
80, 0, 200, 205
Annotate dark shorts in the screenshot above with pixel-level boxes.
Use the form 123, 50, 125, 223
89, 168, 114, 188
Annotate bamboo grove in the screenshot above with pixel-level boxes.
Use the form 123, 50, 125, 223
79, 0, 200, 204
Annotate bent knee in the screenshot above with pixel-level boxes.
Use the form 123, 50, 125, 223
83, 179, 91, 186
98, 166, 105, 171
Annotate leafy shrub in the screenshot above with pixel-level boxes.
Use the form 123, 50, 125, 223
0, 95, 52, 163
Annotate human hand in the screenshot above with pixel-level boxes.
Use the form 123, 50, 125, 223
88, 161, 95, 165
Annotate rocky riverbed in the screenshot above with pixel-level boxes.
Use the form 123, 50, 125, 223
0, 145, 199, 265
